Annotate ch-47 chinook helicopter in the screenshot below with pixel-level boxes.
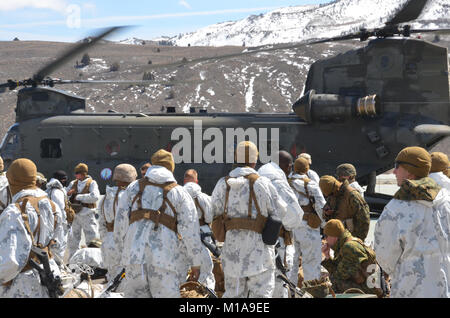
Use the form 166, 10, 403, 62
0, 0, 449, 212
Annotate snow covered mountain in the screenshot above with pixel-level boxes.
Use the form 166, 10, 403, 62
118, 37, 147, 45
171, 0, 450, 47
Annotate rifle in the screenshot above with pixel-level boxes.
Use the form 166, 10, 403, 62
96, 268, 125, 298
274, 242, 313, 298
200, 228, 221, 258
28, 246, 64, 298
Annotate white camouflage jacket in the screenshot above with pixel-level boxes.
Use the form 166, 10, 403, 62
211, 166, 284, 278
0, 188, 63, 288
430, 172, 450, 192
119, 166, 203, 273
0, 173, 11, 213
307, 169, 320, 184
66, 176, 100, 214
258, 162, 303, 231
98, 185, 127, 272
374, 186, 450, 298
289, 173, 326, 227
46, 178, 67, 221
183, 182, 213, 225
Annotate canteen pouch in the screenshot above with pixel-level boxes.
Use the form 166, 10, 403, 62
262, 216, 282, 245
211, 215, 226, 243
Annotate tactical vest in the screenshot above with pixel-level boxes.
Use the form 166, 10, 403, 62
129, 178, 180, 236
3, 195, 57, 286
335, 183, 359, 233
70, 178, 97, 210
0, 186, 12, 213
289, 177, 321, 229
194, 197, 207, 227
222, 174, 267, 234
100, 186, 126, 232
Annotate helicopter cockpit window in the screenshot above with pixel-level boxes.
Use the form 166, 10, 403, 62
40, 139, 62, 158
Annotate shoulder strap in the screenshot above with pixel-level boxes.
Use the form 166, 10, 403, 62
194, 197, 205, 217
15, 195, 56, 247
72, 180, 79, 196
15, 198, 37, 245
245, 174, 261, 218
290, 178, 309, 197
223, 177, 231, 217
81, 178, 93, 194
161, 182, 178, 216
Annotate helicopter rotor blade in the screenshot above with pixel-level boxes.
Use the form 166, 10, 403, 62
33, 26, 130, 83
410, 28, 450, 35
386, 0, 429, 25
414, 124, 450, 136
54, 80, 157, 85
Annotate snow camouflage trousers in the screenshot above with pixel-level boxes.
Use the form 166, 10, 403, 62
290, 226, 322, 285
223, 269, 275, 298
123, 263, 180, 298
68, 208, 100, 258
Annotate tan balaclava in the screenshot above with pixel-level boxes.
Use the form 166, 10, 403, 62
151, 150, 175, 173
6, 158, 37, 196
235, 141, 259, 165
294, 157, 310, 175
319, 175, 342, 197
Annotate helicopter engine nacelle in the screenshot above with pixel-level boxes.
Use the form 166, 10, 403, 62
293, 90, 381, 124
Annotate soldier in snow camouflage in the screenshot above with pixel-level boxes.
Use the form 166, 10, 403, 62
182, 169, 216, 291
288, 156, 326, 285
320, 176, 370, 241
98, 164, 137, 281
117, 150, 204, 298
375, 147, 450, 298
0, 158, 63, 298
258, 151, 303, 298
211, 141, 285, 298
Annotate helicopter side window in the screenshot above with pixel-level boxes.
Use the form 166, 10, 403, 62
40, 139, 62, 159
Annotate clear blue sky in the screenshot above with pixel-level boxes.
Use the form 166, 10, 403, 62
0, 0, 330, 42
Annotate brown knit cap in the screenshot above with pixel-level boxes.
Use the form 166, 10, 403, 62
319, 175, 342, 197
430, 152, 449, 173
6, 158, 37, 196
395, 147, 431, 178
151, 149, 175, 173
323, 219, 346, 237
74, 163, 89, 175
113, 164, 138, 183
0, 156, 3, 172
294, 157, 310, 174
235, 141, 259, 164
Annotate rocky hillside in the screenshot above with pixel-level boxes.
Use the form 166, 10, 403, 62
170, 0, 450, 47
